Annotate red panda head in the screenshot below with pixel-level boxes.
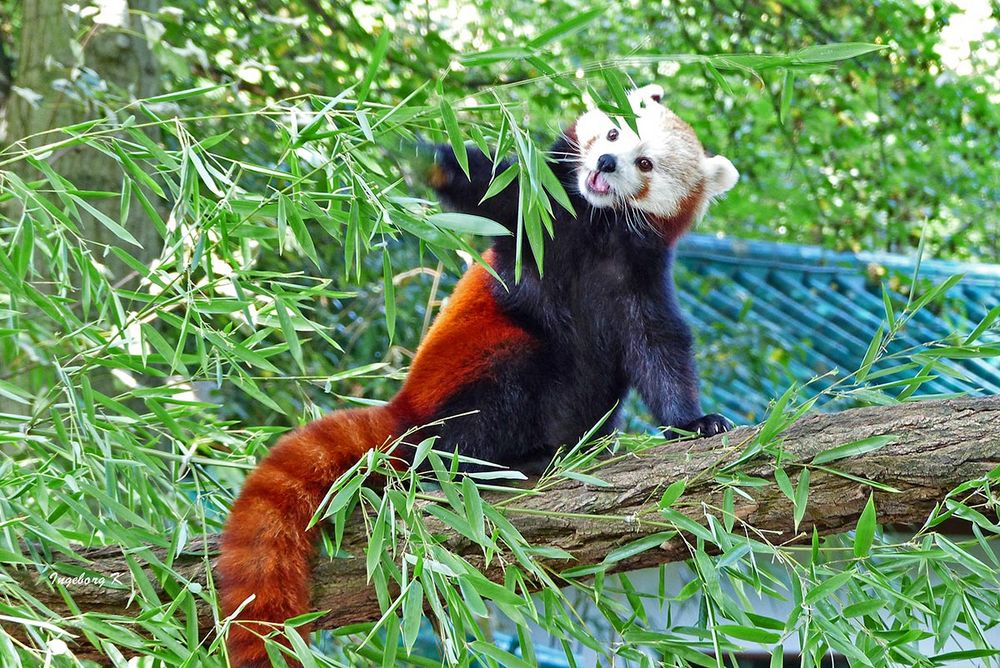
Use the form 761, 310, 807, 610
570, 84, 738, 235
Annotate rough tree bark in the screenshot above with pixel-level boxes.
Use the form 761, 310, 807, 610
11, 395, 1000, 661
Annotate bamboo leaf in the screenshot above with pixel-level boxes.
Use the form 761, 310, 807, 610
280, 193, 320, 269
843, 599, 884, 618
603, 531, 677, 565
780, 69, 794, 125
853, 494, 876, 558
758, 383, 798, 443
715, 624, 781, 644
965, 304, 1000, 344
470, 640, 536, 668
273, 298, 304, 373
68, 195, 142, 247
803, 570, 854, 605
658, 479, 686, 509
793, 467, 810, 531
427, 212, 510, 236
855, 325, 884, 382
601, 68, 638, 133
705, 62, 735, 96
358, 29, 392, 104
144, 81, 229, 103
528, 8, 605, 48
561, 470, 611, 487
439, 94, 469, 179
462, 476, 486, 542
813, 434, 898, 465
382, 252, 396, 341
793, 43, 887, 64
480, 162, 519, 203
773, 466, 794, 502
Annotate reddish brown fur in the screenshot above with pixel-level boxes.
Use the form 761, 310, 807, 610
634, 175, 651, 201
426, 163, 450, 189
394, 249, 535, 421
219, 406, 401, 667
563, 122, 578, 147
649, 181, 706, 244
219, 251, 532, 667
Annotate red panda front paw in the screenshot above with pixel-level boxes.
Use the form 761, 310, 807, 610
670, 414, 733, 439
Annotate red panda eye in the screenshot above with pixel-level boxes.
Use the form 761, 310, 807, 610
607, 128, 619, 141
636, 157, 653, 172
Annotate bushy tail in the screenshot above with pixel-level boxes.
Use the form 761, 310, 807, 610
218, 406, 400, 667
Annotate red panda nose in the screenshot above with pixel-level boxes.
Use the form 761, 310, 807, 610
596, 154, 617, 173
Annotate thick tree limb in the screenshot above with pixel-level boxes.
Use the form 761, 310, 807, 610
12, 396, 1000, 661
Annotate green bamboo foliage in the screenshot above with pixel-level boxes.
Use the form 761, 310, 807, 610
0, 11, 997, 666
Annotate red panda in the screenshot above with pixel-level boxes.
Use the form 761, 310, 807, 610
218, 84, 739, 667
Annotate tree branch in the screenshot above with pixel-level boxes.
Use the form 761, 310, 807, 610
12, 396, 1000, 661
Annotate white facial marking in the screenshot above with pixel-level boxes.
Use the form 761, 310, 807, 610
574, 85, 739, 225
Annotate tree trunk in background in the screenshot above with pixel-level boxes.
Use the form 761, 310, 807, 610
0, 32, 11, 135
1, 0, 163, 415
7, 0, 162, 278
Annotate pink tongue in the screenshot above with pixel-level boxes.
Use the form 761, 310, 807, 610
588, 171, 611, 194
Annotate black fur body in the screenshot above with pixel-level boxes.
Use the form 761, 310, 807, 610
422, 135, 730, 470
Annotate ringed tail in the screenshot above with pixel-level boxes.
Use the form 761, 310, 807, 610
218, 405, 402, 668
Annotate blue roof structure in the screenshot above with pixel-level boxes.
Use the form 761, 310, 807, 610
674, 234, 1000, 424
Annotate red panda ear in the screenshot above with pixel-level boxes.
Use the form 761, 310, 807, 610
704, 155, 739, 197
629, 84, 665, 113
